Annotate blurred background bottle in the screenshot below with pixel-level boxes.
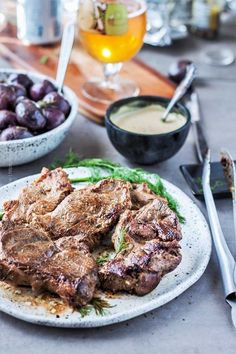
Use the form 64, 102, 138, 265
17, 0, 62, 44
145, 0, 192, 46
191, 0, 225, 39
169, 0, 193, 25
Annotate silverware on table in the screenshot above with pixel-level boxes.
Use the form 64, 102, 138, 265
56, 22, 75, 94
220, 149, 236, 239
162, 63, 196, 121
180, 88, 236, 199
202, 150, 236, 328
220, 149, 236, 286
186, 90, 209, 164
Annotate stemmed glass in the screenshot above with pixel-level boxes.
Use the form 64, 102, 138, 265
78, 0, 147, 104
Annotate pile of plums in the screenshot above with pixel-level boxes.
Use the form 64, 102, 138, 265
0, 73, 71, 141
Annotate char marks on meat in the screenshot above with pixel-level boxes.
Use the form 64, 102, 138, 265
0, 167, 183, 307
2, 167, 73, 230
33, 179, 132, 249
99, 198, 182, 295
0, 172, 132, 306
0, 225, 98, 306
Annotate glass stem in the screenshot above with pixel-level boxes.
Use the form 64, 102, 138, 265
103, 63, 123, 87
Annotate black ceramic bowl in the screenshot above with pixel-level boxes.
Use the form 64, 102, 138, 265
105, 96, 191, 165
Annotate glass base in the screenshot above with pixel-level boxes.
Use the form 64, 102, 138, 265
82, 77, 140, 104
203, 48, 235, 66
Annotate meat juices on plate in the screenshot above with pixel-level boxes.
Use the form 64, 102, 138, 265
0, 167, 183, 307
0, 171, 132, 306
0, 226, 98, 306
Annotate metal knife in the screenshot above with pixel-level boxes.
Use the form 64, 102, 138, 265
187, 91, 209, 164
220, 149, 236, 238
220, 149, 236, 288
202, 150, 236, 328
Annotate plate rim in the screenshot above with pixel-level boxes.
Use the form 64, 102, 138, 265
0, 168, 212, 327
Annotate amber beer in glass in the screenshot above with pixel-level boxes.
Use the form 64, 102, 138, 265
78, 0, 147, 103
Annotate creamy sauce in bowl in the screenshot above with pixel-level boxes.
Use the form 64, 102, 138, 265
110, 104, 187, 135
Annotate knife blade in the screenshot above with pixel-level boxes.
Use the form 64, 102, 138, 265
202, 150, 236, 327
186, 91, 209, 163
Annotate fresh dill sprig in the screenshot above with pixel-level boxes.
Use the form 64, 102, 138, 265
96, 251, 115, 265
77, 297, 113, 317
114, 228, 127, 254
96, 230, 128, 266
90, 297, 113, 316
195, 177, 203, 193
195, 176, 226, 194
211, 179, 226, 191
74, 158, 120, 170
50, 149, 81, 169
96, 254, 109, 265
78, 305, 92, 318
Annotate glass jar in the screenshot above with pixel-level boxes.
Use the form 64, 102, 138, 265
191, 0, 225, 39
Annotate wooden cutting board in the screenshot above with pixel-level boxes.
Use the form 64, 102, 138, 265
0, 23, 175, 124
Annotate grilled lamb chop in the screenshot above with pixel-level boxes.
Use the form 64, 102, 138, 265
2, 167, 73, 230
99, 198, 182, 295
0, 172, 133, 305
0, 165, 183, 305
33, 179, 132, 249
0, 225, 98, 306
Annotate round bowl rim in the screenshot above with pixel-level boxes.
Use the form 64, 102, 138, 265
0, 68, 78, 146
105, 95, 191, 138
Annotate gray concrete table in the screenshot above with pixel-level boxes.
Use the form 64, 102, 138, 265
0, 19, 236, 354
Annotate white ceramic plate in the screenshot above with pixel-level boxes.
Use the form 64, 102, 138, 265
0, 167, 212, 327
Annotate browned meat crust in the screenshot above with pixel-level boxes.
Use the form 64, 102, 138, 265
0, 225, 98, 306
130, 183, 157, 209
0, 173, 133, 306
0, 167, 183, 306
33, 179, 132, 249
2, 167, 73, 230
99, 198, 182, 295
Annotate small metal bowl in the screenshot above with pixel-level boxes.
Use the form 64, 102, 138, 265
105, 95, 191, 165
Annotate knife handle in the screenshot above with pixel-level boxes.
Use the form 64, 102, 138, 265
206, 194, 236, 297
203, 154, 236, 297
